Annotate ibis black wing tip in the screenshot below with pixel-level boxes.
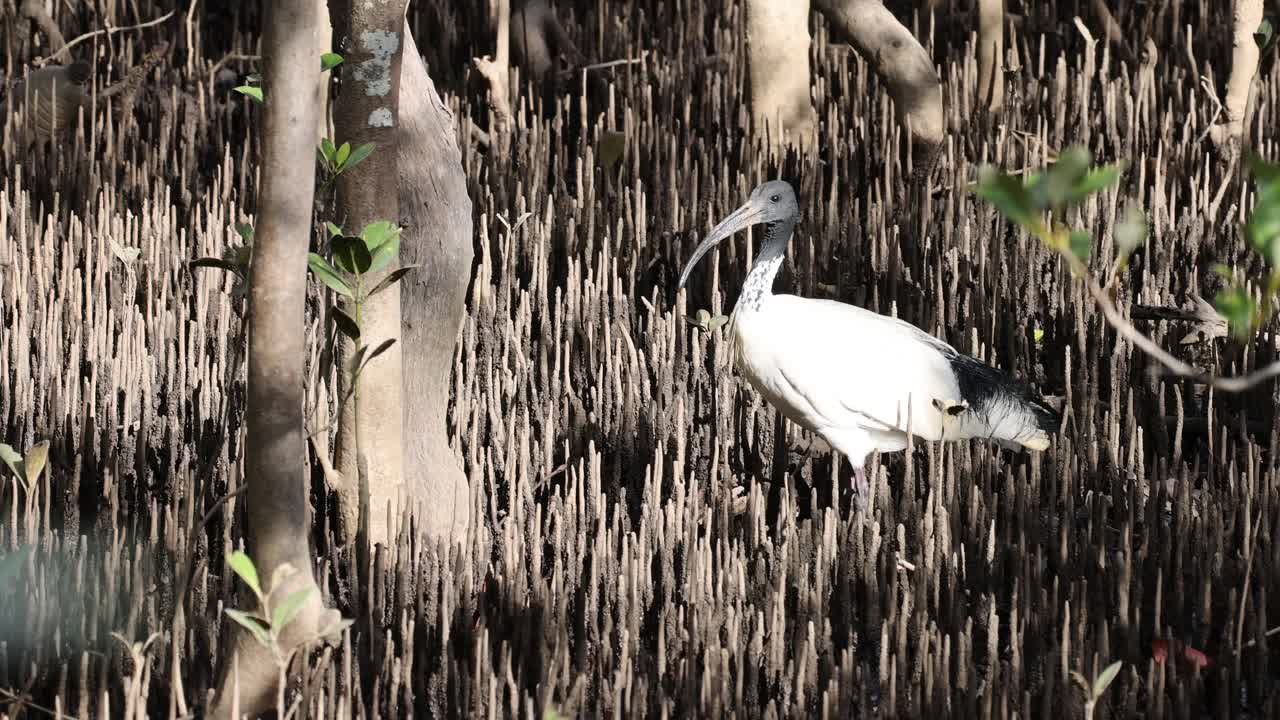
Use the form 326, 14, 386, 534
1033, 400, 1062, 433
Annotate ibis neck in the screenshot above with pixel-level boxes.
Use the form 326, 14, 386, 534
736, 219, 793, 314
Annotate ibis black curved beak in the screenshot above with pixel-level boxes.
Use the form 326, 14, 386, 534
677, 201, 764, 290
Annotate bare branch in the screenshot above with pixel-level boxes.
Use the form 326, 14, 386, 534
1241, 625, 1280, 651
33, 10, 175, 67
576, 55, 646, 73
1068, 253, 1280, 393
813, 0, 944, 150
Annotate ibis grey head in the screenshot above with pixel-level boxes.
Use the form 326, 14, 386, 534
678, 180, 799, 289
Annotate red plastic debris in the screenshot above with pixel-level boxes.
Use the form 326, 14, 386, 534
1151, 639, 1169, 663
1151, 638, 1213, 669
1182, 645, 1212, 669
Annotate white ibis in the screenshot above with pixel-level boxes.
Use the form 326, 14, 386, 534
678, 180, 1059, 506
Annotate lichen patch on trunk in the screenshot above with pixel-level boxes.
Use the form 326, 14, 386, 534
353, 29, 400, 97
368, 107, 393, 127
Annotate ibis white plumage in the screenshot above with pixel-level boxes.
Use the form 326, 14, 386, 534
678, 180, 1060, 504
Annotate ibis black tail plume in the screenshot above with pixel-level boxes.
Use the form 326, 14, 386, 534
947, 353, 1061, 451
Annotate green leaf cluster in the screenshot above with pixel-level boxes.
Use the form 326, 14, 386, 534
1092, 660, 1122, 700
1256, 18, 1275, 51
1114, 206, 1147, 270
598, 130, 626, 170
686, 308, 729, 334
0, 440, 50, 493
1214, 284, 1255, 341
233, 84, 263, 104
307, 219, 417, 393
232, 51, 341, 104
224, 551, 353, 665
1212, 155, 1280, 339
224, 553, 316, 654
972, 146, 1129, 263
317, 139, 376, 180
1244, 155, 1280, 266
975, 146, 1280, 343
306, 220, 408, 300
320, 52, 344, 72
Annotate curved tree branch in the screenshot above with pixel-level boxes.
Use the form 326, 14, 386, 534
813, 0, 944, 153
1068, 253, 1280, 393
34, 10, 174, 67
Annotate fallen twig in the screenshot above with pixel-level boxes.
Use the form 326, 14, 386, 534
34, 10, 175, 67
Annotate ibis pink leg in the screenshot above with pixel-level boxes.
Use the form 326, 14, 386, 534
850, 464, 870, 512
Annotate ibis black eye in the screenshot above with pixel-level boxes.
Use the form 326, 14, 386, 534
770, 194, 780, 203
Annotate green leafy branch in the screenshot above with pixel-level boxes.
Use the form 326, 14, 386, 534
973, 146, 1280, 393
0, 439, 49, 496
308, 220, 412, 334
224, 551, 352, 717
305, 220, 416, 436
233, 74, 263, 104
1213, 153, 1280, 338
233, 51, 344, 104
973, 146, 1129, 266
317, 138, 375, 190
1, 439, 49, 544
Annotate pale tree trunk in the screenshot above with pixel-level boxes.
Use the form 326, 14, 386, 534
398, 26, 473, 544
813, 0, 945, 155
745, 0, 818, 149
1211, 0, 1265, 150
976, 0, 1003, 112
208, 0, 327, 716
329, 0, 409, 548
315, 0, 334, 142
